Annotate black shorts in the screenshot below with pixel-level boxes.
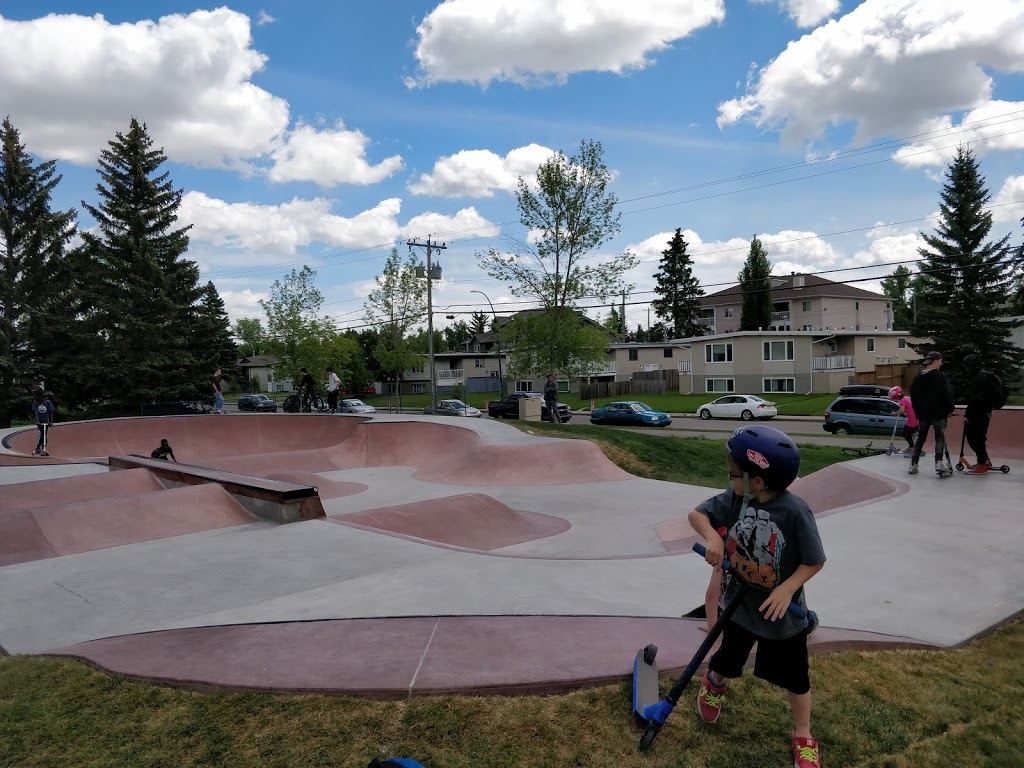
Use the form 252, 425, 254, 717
708, 620, 810, 695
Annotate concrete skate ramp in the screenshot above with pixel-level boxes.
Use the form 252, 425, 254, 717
943, 407, 1024, 460
4, 415, 629, 486
0, 484, 258, 566
0, 468, 164, 513
335, 493, 571, 550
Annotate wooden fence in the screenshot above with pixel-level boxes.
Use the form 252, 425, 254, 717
855, 363, 919, 392
579, 368, 678, 400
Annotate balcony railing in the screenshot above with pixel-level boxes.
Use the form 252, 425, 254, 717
585, 361, 617, 376
678, 361, 692, 374
437, 369, 465, 381
771, 311, 791, 321
812, 355, 854, 370
696, 317, 715, 327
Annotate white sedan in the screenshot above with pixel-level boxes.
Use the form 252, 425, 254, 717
423, 399, 482, 417
697, 395, 778, 421
338, 398, 376, 414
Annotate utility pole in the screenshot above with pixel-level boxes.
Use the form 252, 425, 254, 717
408, 236, 446, 417
471, 289, 505, 398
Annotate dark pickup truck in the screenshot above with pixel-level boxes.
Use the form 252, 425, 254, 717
487, 392, 572, 423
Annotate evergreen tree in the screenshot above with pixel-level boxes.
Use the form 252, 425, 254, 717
468, 311, 489, 335
72, 118, 202, 414
651, 228, 705, 338
880, 265, 914, 330
910, 145, 1023, 396
602, 307, 625, 338
738, 237, 773, 331
0, 118, 77, 427
192, 282, 238, 385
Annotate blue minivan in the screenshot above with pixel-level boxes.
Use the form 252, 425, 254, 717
823, 396, 906, 435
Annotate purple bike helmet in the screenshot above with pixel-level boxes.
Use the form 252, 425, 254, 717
727, 425, 801, 491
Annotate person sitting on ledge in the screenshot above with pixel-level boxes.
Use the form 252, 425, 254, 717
151, 439, 176, 462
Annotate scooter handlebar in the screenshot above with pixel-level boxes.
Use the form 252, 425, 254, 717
692, 542, 809, 620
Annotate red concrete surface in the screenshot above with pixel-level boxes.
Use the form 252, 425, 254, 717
335, 493, 571, 550
0, 468, 163, 513
51, 616, 937, 699
0, 484, 258, 566
4, 415, 630, 487
943, 407, 1023, 461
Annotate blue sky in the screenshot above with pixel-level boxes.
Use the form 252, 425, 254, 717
2, 0, 1023, 333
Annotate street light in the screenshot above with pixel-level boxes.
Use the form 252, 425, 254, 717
471, 289, 505, 398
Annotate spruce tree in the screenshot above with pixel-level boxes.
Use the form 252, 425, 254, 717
192, 282, 238, 386
469, 311, 489, 335
910, 146, 1023, 397
738, 236, 773, 331
651, 228, 705, 338
0, 118, 77, 427
73, 118, 202, 414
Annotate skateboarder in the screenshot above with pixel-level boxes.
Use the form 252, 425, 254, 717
150, 439, 176, 462
687, 426, 826, 768
908, 351, 955, 476
31, 387, 55, 456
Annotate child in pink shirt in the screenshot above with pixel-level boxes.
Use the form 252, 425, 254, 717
889, 386, 918, 454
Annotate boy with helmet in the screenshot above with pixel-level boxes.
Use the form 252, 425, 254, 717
31, 386, 55, 456
687, 425, 826, 768
888, 386, 918, 455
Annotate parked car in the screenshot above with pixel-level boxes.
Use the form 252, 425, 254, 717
338, 398, 376, 414
423, 399, 482, 417
486, 392, 572, 423
590, 401, 672, 427
237, 393, 278, 412
697, 395, 778, 421
823, 396, 906, 435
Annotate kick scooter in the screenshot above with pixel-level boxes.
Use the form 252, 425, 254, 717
33, 422, 50, 457
954, 426, 1009, 474
632, 542, 817, 752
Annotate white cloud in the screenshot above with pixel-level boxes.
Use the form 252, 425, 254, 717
407, 0, 725, 87
256, 11, 276, 26
220, 288, 269, 321
993, 175, 1024, 224
718, 0, 1024, 145
891, 101, 1024, 168
0, 10, 399, 185
408, 144, 555, 197
401, 207, 501, 241
750, 0, 840, 28
179, 192, 403, 256
269, 122, 404, 187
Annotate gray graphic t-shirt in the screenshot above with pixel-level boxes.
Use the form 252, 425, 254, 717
695, 489, 825, 640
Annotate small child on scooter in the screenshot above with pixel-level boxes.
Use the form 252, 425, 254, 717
888, 385, 918, 455
687, 426, 826, 768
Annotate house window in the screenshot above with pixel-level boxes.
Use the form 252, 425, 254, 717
762, 340, 795, 361
489, 371, 499, 378
628, 349, 638, 361
705, 343, 733, 363
558, 380, 569, 392
763, 377, 795, 393
663, 347, 673, 358
802, 325, 813, 331
802, 300, 811, 312
475, 358, 485, 368
412, 383, 426, 394
724, 308, 734, 318
855, 301, 860, 310
898, 338, 907, 349
706, 378, 735, 393
866, 338, 875, 352
385, 383, 397, 394
516, 380, 533, 392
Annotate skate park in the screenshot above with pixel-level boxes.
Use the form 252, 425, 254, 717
1, 410, 1022, 698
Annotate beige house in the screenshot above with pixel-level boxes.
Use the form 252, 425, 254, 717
604, 329, 919, 394
698, 273, 895, 335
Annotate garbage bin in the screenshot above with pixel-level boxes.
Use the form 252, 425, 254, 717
518, 396, 542, 422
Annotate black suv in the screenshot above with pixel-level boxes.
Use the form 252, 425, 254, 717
487, 392, 572, 422
238, 393, 278, 412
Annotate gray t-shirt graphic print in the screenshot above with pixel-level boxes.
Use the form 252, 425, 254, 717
695, 489, 826, 640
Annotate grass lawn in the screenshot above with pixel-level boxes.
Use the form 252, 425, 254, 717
2, 618, 1022, 768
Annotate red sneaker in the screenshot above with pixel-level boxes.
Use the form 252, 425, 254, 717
968, 464, 989, 475
696, 669, 726, 723
792, 736, 821, 768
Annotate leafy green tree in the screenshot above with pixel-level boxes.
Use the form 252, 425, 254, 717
443, 319, 472, 351
880, 265, 914, 331
478, 140, 635, 378
468, 311, 489, 335
233, 317, 265, 357
364, 248, 427, 405
603, 307, 625, 338
0, 118, 77, 427
738, 236, 773, 331
910, 145, 1023, 396
259, 265, 324, 376
71, 117, 202, 414
652, 228, 705, 338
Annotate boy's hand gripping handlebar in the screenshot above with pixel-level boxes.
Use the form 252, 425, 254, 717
692, 542, 810, 620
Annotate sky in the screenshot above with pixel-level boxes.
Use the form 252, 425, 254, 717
2, 0, 1023, 334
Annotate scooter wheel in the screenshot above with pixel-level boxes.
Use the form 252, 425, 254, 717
643, 644, 658, 666
1000, 465, 1011, 474
638, 727, 658, 752
955, 463, 964, 471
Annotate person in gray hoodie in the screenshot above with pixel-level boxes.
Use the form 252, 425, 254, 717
908, 351, 955, 475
